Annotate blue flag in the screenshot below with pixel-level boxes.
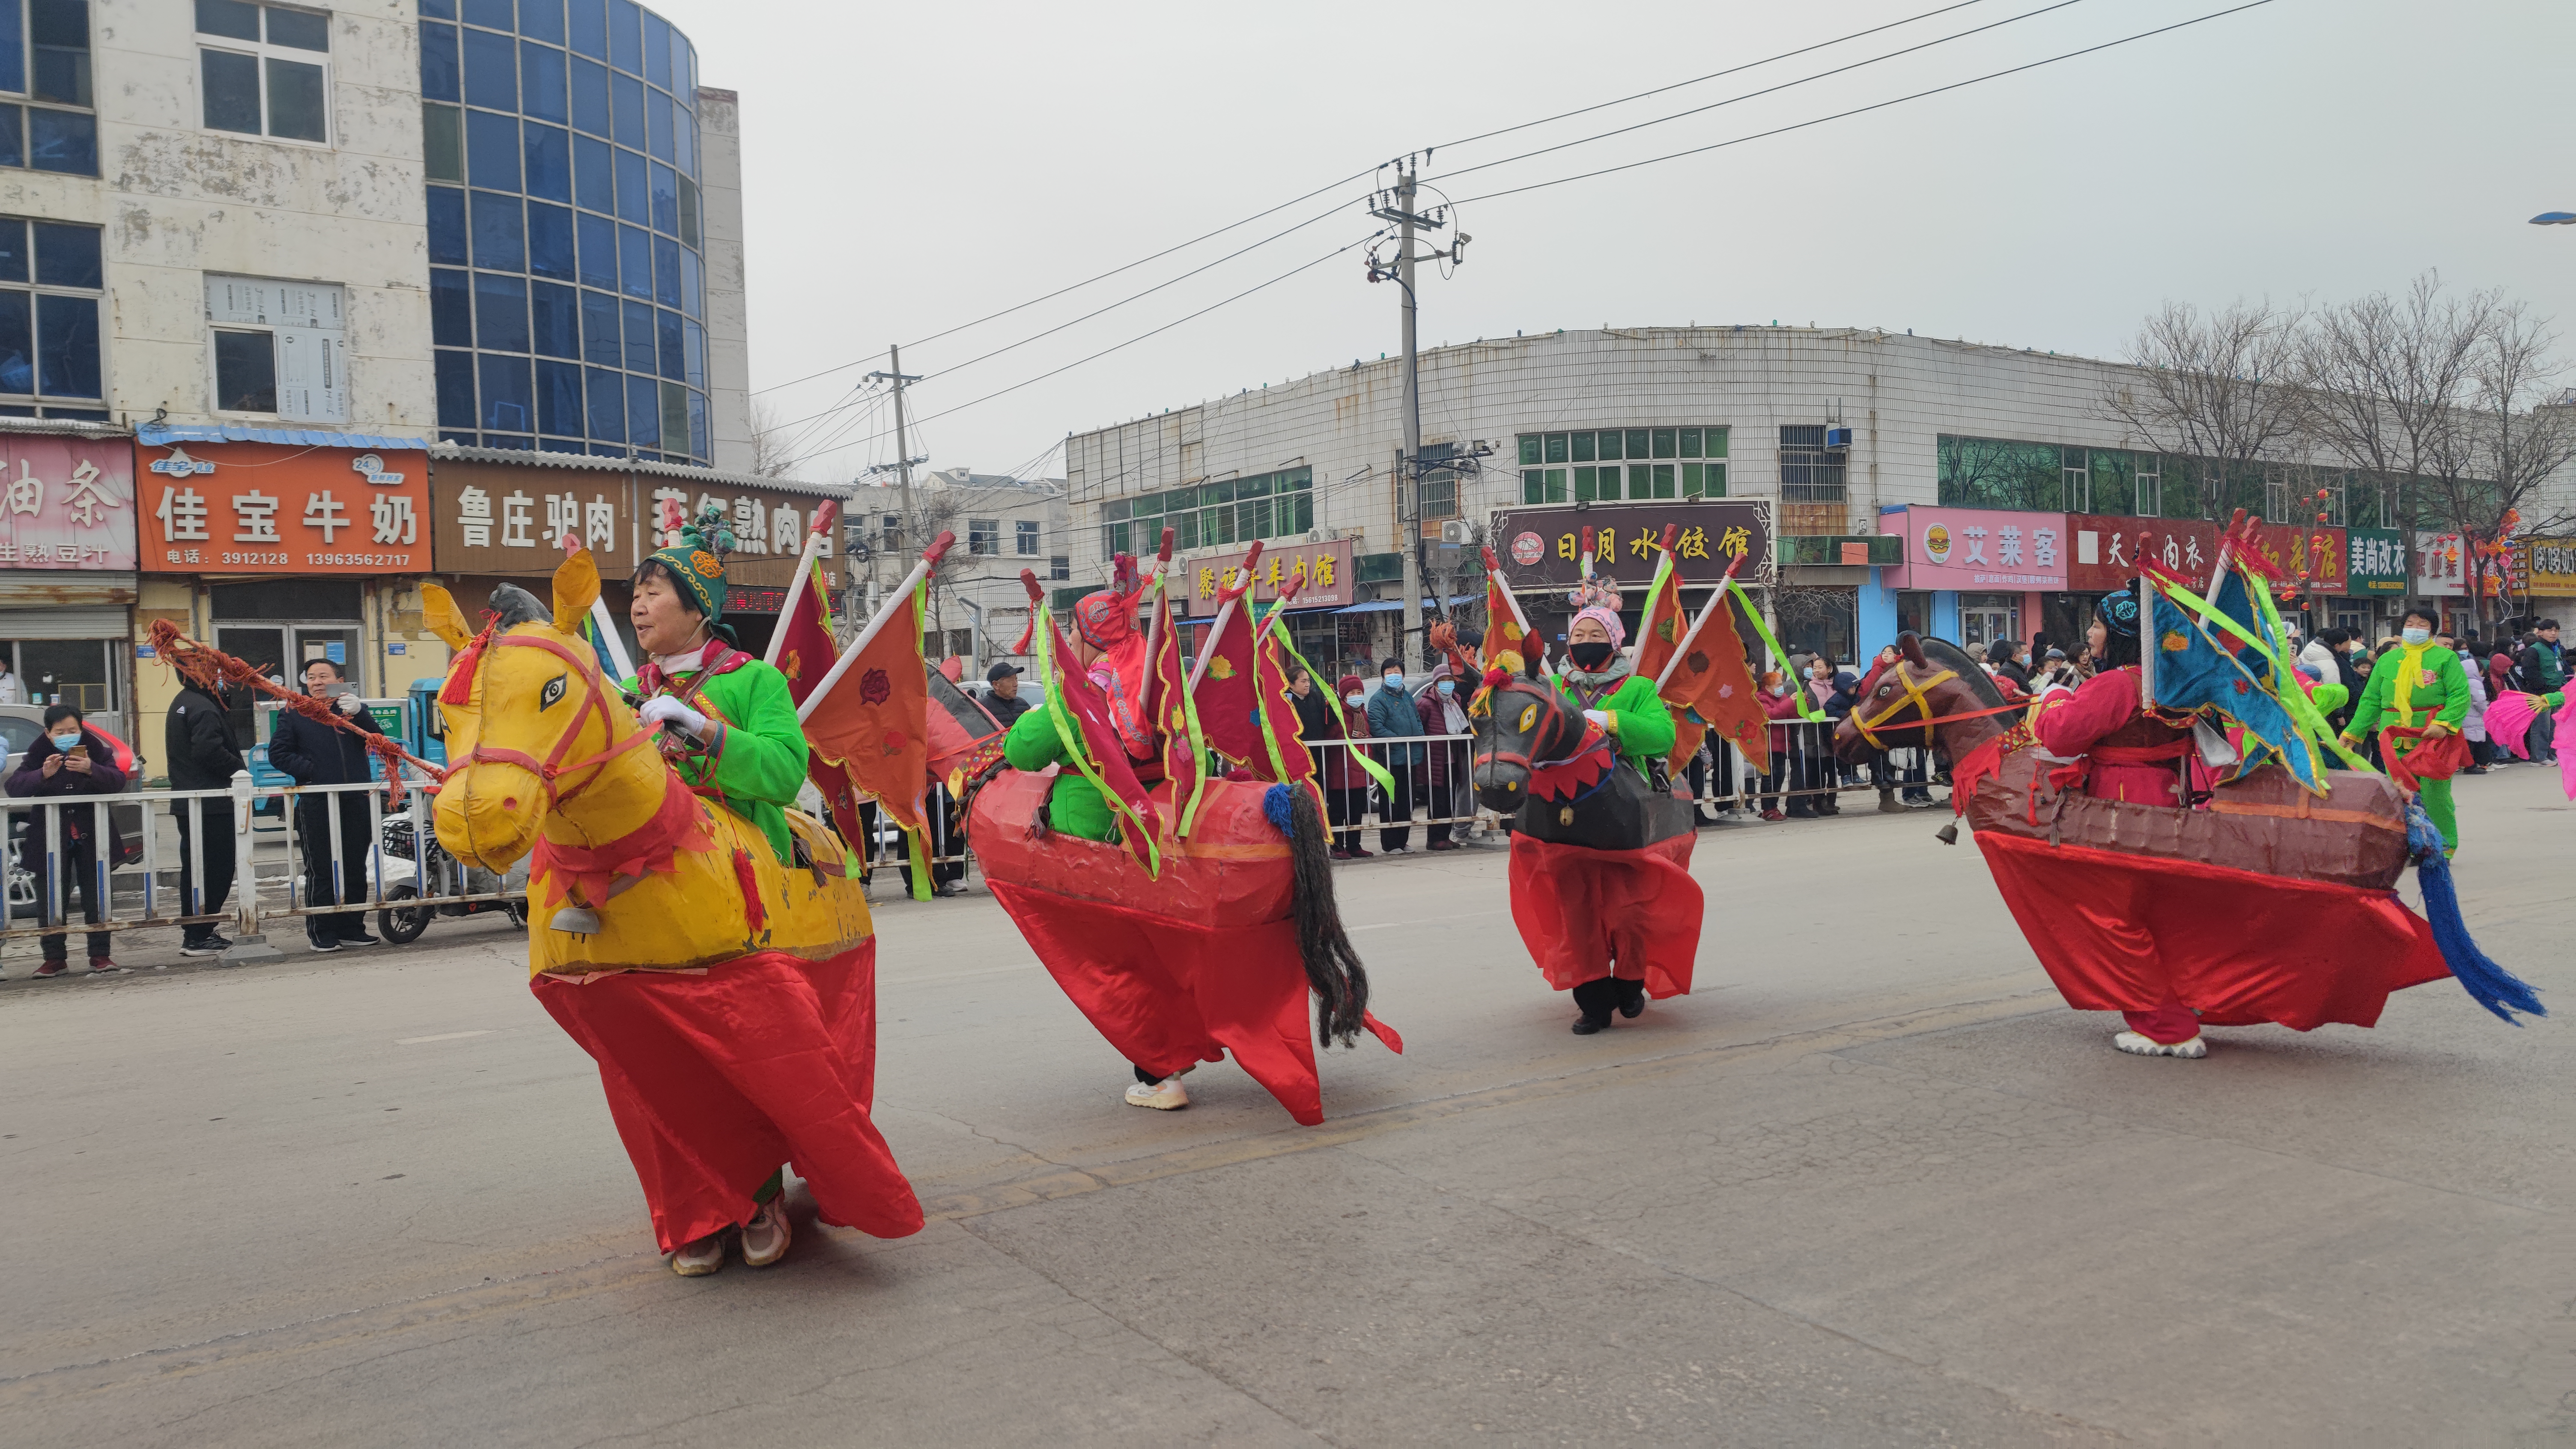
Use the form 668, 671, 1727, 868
2148, 582, 2327, 793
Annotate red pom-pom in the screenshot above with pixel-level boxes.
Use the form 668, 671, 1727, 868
1482, 667, 1509, 688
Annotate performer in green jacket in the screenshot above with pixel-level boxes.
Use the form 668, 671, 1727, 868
1548, 602, 1677, 776
625, 504, 809, 868
2338, 604, 2470, 853
1000, 585, 1148, 844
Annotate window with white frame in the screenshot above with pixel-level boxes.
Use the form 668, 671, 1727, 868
0, 217, 102, 416
1015, 519, 1038, 555
196, 0, 328, 143
967, 517, 1000, 555
206, 274, 347, 422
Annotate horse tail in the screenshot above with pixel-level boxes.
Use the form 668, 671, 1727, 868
1267, 782, 1370, 1046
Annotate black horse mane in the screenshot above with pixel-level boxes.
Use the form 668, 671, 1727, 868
1917, 636, 2006, 708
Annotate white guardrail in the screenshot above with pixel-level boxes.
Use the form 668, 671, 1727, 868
3, 724, 1939, 960
0, 772, 526, 965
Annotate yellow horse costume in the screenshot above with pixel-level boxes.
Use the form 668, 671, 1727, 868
425, 550, 920, 1253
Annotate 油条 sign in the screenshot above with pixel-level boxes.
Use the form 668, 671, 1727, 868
0, 434, 136, 571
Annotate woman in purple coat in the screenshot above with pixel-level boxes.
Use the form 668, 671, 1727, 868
6, 704, 127, 975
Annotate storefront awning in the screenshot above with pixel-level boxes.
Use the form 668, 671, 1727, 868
1334, 595, 1476, 615
138, 422, 429, 450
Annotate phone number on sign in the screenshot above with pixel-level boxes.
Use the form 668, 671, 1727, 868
221, 550, 289, 565
304, 552, 414, 567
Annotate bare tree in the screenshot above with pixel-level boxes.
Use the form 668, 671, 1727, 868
2420, 303, 2576, 631
2297, 272, 2495, 531
2099, 301, 2308, 522
747, 398, 799, 480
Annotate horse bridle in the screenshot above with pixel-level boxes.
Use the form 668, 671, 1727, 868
1471, 677, 1605, 791
456, 629, 654, 810
1850, 665, 1959, 750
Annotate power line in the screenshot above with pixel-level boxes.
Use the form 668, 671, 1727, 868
777, 229, 1389, 472
1444, 0, 2281, 207
1431, 0, 1993, 153
1425, 0, 2095, 187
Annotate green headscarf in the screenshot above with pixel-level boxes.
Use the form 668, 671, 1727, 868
643, 499, 737, 639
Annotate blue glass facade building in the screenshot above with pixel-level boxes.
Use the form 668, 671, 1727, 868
419, 0, 711, 464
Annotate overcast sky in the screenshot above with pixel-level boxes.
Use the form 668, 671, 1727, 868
644, 0, 2576, 485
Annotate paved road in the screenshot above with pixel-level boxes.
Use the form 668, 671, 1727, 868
3, 769, 2573, 1446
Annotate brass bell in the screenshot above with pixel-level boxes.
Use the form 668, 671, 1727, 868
1558, 805, 1574, 826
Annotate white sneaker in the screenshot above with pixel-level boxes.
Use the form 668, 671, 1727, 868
1124, 1076, 1190, 1110
670, 1231, 727, 1276
740, 1197, 791, 1267
2114, 1031, 2208, 1059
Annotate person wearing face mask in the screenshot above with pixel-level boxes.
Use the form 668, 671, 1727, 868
1324, 674, 1376, 859
6, 703, 127, 976
1801, 653, 1855, 814
1413, 660, 1473, 850
1550, 602, 1677, 790
1364, 659, 1428, 853
2339, 605, 2472, 856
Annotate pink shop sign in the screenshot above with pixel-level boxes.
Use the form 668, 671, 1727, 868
0, 435, 135, 570
1884, 507, 2066, 590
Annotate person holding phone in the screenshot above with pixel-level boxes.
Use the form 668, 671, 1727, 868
6, 703, 126, 975
268, 657, 387, 951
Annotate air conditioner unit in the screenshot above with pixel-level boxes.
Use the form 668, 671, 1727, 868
1438, 519, 1474, 546
1824, 426, 1853, 449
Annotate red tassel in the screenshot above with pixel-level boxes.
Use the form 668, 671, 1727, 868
1482, 667, 1510, 688
732, 847, 766, 934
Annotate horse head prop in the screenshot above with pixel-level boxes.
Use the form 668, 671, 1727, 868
1466, 653, 1585, 816
1833, 632, 2012, 768
426, 550, 658, 873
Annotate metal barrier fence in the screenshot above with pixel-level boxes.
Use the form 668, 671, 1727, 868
0, 773, 525, 964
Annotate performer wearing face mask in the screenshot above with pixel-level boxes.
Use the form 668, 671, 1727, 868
2339, 605, 2472, 855
1551, 598, 1676, 776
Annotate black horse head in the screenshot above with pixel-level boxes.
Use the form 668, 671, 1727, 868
1468, 672, 1586, 814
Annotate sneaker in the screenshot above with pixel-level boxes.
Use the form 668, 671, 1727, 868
335, 929, 381, 947
1124, 1075, 1190, 1111
2114, 1031, 2208, 1059
33, 959, 66, 977
307, 935, 341, 954
179, 935, 232, 958
740, 1197, 792, 1268
86, 956, 123, 975
670, 1231, 727, 1276
1760, 809, 1786, 822
1346, 848, 1374, 859
1385, 845, 1412, 855
1427, 839, 1459, 852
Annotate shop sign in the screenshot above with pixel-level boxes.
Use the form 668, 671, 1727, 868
1490, 499, 1774, 592
427, 464, 843, 592
0, 434, 136, 570
2243, 522, 2347, 595
1884, 506, 2063, 590
641, 480, 842, 594
2517, 537, 2576, 596
2342, 528, 2409, 594
2412, 531, 2465, 597
140, 440, 429, 575
2065, 514, 2218, 593
1178, 537, 1354, 617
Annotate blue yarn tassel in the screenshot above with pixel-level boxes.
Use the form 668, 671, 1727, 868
2406, 803, 2545, 1024
1262, 782, 1295, 838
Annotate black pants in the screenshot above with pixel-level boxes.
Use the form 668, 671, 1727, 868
1379, 767, 1416, 852
33, 834, 107, 961
1424, 774, 1456, 845
297, 792, 376, 940
1327, 783, 1367, 853
174, 798, 236, 943
898, 788, 967, 891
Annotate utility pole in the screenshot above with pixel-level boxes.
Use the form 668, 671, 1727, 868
864, 346, 925, 641
1368, 155, 1467, 673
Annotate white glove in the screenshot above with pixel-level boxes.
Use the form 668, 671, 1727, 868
1582, 709, 1611, 728
334, 692, 362, 716
640, 695, 709, 736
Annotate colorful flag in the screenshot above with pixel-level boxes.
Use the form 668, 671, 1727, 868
1251, 596, 1316, 785
772, 556, 838, 709
1661, 585, 1770, 774
1482, 571, 1530, 671
1148, 577, 1206, 836
805, 576, 933, 838
1035, 606, 1163, 875
2147, 574, 2326, 793
1630, 549, 1687, 686
1194, 576, 1266, 768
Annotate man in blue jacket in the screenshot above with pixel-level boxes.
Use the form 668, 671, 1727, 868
1365, 659, 1426, 854
266, 658, 386, 951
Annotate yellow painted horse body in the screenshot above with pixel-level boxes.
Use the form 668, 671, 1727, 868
423, 551, 871, 976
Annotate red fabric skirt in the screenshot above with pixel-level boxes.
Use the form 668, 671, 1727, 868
1976, 832, 2450, 1030
532, 942, 924, 1253
1507, 832, 1702, 998
987, 883, 1375, 1126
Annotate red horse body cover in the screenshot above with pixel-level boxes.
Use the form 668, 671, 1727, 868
532, 941, 924, 1253
1508, 832, 1701, 997
1976, 833, 2448, 1029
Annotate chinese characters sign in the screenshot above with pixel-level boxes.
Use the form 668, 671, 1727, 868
140, 441, 429, 575
2066, 515, 2219, 593
2412, 531, 2465, 597
2517, 537, 2576, 596
0, 435, 134, 571
427, 462, 843, 596
2343, 528, 2409, 595
2243, 522, 2347, 596
1489, 500, 1774, 591
1178, 537, 1354, 618
1885, 507, 2064, 590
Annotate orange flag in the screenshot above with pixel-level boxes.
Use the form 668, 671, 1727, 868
1660, 585, 1769, 775
1478, 548, 1530, 671
1630, 548, 1687, 686
806, 579, 932, 835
